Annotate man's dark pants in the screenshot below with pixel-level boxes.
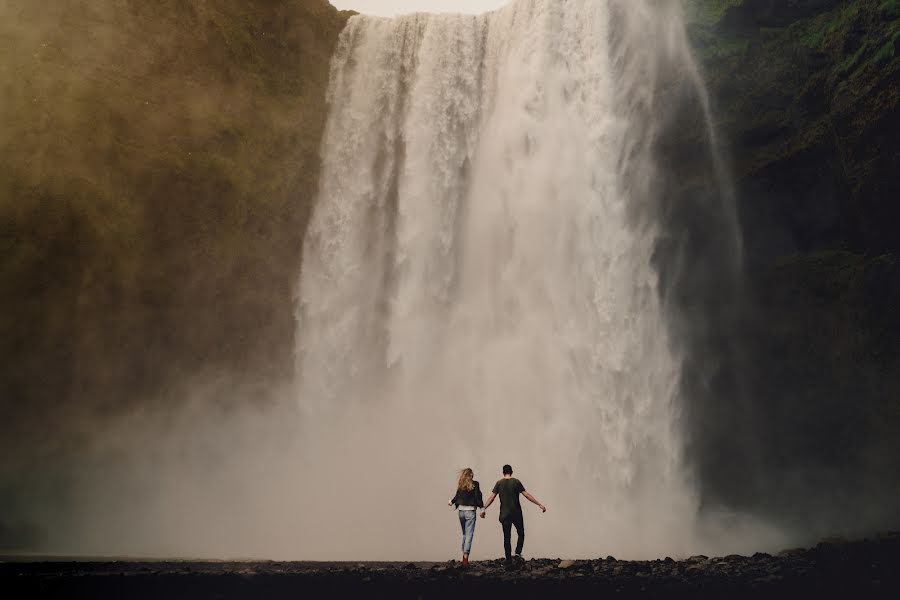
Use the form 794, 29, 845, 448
500, 512, 525, 558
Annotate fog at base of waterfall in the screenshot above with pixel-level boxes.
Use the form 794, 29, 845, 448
293, 0, 785, 560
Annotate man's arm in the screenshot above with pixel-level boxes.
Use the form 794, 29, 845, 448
479, 492, 497, 517
522, 491, 546, 513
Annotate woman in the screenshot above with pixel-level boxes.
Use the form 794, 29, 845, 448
448, 468, 484, 565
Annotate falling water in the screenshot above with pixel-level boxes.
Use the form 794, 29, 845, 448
294, 0, 736, 560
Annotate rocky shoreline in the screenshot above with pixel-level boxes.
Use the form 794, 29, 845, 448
4, 533, 899, 599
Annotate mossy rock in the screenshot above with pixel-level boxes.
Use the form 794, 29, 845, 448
0, 0, 351, 424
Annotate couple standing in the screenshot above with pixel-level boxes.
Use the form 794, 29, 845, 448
448, 464, 547, 565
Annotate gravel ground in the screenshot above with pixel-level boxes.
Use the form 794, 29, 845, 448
3, 533, 899, 599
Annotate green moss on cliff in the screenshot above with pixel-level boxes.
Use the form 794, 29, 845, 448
0, 1, 351, 445
690, 0, 898, 212
686, 0, 745, 26
682, 0, 900, 525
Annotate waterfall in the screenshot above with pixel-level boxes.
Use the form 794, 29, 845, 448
294, 0, 720, 560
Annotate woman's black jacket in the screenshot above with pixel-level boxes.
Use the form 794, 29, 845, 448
451, 481, 484, 508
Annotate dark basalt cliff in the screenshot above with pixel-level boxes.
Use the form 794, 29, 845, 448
0, 0, 351, 417
680, 0, 900, 537
0, 0, 351, 549
691, 0, 899, 256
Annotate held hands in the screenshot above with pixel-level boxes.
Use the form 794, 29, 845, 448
540, 504, 547, 513
480, 511, 486, 519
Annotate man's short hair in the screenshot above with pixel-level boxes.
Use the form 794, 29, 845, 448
502, 464, 513, 475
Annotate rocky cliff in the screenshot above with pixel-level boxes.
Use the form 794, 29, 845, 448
0, 0, 351, 548
0, 0, 351, 408
681, 0, 900, 538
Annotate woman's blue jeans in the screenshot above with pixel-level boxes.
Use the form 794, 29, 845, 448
458, 510, 477, 554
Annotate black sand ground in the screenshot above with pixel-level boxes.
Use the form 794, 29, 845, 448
3, 534, 899, 599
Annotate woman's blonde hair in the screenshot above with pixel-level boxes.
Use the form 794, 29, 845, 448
457, 468, 475, 492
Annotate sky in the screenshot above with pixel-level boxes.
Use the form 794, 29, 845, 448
331, 1, 510, 16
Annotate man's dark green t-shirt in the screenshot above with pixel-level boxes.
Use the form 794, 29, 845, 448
492, 477, 525, 521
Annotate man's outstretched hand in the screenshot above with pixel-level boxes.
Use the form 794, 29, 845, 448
480, 511, 486, 519
540, 505, 547, 513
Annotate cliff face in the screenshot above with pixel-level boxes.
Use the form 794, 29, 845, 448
691, 0, 900, 257
0, 0, 350, 513
681, 0, 900, 536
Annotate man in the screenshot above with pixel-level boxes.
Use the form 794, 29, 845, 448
480, 464, 546, 562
